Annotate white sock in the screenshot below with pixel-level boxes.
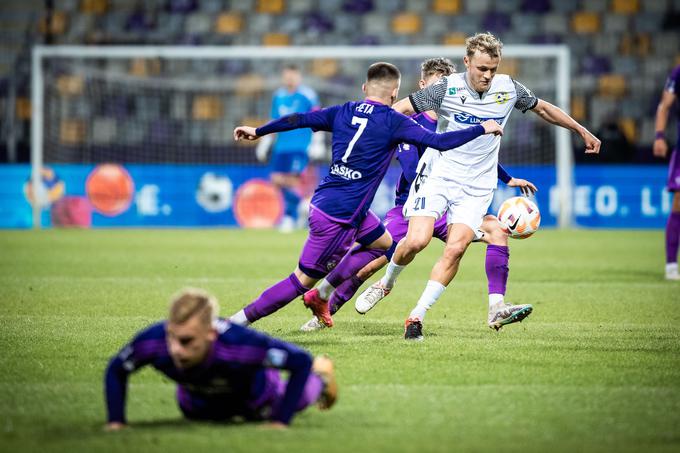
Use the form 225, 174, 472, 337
380, 259, 406, 289
316, 279, 335, 300
489, 293, 504, 308
666, 262, 678, 274
409, 280, 446, 321
229, 309, 251, 326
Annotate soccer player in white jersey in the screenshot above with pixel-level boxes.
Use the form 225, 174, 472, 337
358, 32, 601, 340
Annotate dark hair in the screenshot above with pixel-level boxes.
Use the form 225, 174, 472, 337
282, 63, 300, 72
421, 57, 456, 79
366, 62, 401, 82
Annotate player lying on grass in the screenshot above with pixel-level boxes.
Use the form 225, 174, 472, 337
228, 62, 503, 328
299, 57, 537, 332
361, 33, 601, 340
104, 288, 337, 430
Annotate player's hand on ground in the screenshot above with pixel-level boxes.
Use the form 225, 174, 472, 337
104, 422, 127, 432
508, 178, 537, 196
653, 137, 668, 158
481, 120, 503, 136
583, 131, 601, 154
233, 126, 259, 141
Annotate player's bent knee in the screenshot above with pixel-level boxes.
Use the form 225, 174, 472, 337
442, 242, 468, 262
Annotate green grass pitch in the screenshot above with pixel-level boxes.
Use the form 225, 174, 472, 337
1, 228, 678, 453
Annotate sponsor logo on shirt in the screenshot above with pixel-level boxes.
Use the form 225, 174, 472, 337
330, 164, 363, 180
495, 92, 510, 105
448, 87, 467, 95
453, 113, 504, 125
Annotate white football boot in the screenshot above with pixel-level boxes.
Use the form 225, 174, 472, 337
355, 282, 391, 314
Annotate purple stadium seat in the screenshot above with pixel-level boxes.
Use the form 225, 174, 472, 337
521, 0, 552, 13
581, 55, 611, 76
482, 11, 511, 34
343, 0, 373, 14
165, 0, 197, 14
304, 12, 335, 33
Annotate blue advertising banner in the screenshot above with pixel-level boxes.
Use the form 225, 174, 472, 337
0, 164, 673, 229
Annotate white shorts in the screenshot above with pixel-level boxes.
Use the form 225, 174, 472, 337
402, 175, 494, 232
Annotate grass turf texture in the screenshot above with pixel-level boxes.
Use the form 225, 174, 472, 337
1, 228, 678, 453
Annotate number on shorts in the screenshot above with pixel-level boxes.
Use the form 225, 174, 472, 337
342, 116, 368, 163
412, 197, 426, 211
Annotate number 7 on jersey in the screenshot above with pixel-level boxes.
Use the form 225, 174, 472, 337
341, 116, 368, 163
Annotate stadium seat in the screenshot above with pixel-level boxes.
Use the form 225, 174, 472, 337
362, 13, 390, 35
619, 33, 650, 56
523, 0, 551, 12
542, 13, 569, 35
465, 0, 491, 14
80, 0, 108, 14
262, 33, 290, 46
499, 57, 518, 78
343, 0, 374, 14
611, 0, 640, 14
235, 74, 266, 96
442, 32, 466, 46
15, 97, 31, 121
618, 118, 637, 143
582, 0, 608, 12
39, 11, 68, 35
215, 12, 243, 34
603, 14, 629, 33
60, 119, 86, 145
432, 0, 461, 14
257, 0, 285, 14
392, 12, 421, 35
571, 11, 601, 34
483, 11, 511, 34
129, 58, 161, 77
597, 74, 627, 98
311, 58, 339, 78
192, 95, 223, 120
581, 55, 611, 76
570, 95, 586, 122
185, 13, 212, 35
92, 117, 117, 145
56, 75, 84, 96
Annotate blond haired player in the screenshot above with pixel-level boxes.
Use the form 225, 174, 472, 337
358, 32, 601, 340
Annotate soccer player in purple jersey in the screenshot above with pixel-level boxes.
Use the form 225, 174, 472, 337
228, 62, 503, 328
298, 58, 537, 331
104, 288, 337, 431
653, 64, 680, 281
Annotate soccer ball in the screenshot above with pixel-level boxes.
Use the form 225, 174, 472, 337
497, 196, 541, 239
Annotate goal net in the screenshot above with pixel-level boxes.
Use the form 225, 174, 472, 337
32, 45, 571, 228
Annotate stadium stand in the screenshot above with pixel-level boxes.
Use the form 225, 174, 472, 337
1, 0, 679, 163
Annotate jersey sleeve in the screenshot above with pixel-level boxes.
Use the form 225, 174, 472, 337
665, 66, 680, 94
221, 325, 314, 425
256, 105, 340, 136
393, 115, 484, 151
104, 323, 165, 424
396, 144, 420, 186
512, 79, 539, 113
497, 163, 512, 184
408, 77, 448, 113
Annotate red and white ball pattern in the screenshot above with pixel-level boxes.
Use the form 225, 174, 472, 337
497, 196, 541, 239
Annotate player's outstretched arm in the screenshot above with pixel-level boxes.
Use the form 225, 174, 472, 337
653, 90, 676, 158
234, 126, 259, 141
531, 99, 601, 154
392, 97, 417, 116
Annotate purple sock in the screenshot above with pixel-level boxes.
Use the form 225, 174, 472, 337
666, 212, 680, 264
329, 276, 364, 315
486, 245, 510, 295
244, 273, 309, 322
325, 245, 385, 288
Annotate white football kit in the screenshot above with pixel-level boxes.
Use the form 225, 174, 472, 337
402, 72, 538, 231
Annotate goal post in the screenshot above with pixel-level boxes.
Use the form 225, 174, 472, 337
31, 44, 572, 229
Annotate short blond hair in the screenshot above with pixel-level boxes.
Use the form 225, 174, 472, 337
169, 288, 219, 326
465, 32, 503, 59
421, 57, 456, 79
